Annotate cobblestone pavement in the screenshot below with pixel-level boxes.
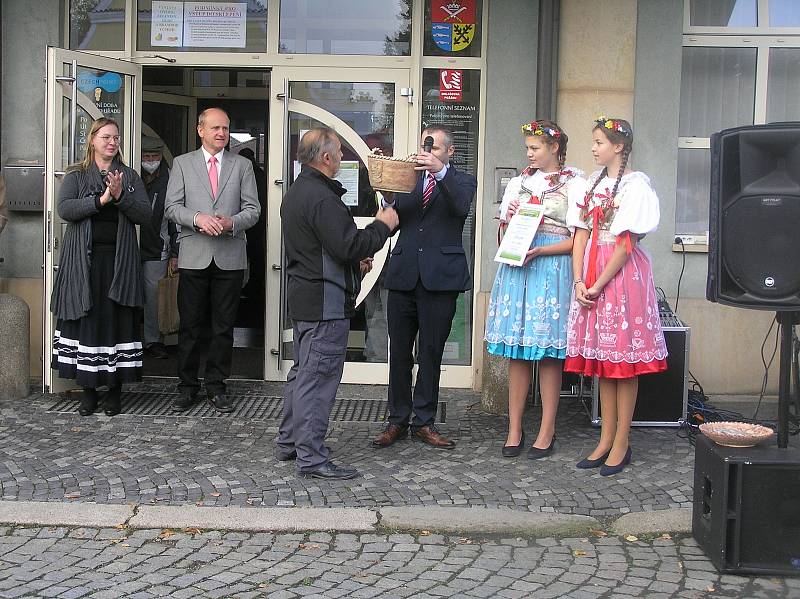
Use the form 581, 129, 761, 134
0, 380, 705, 517
0, 525, 795, 599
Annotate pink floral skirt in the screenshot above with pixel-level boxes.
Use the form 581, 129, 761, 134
565, 241, 667, 379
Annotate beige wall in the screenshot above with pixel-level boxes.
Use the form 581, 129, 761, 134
0, 278, 43, 377
557, 0, 637, 177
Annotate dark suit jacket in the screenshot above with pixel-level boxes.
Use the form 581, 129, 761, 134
384, 165, 477, 292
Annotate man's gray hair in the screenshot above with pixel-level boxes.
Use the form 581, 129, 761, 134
422, 124, 454, 148
198, 107, 230, 126
297, 126, 340, 165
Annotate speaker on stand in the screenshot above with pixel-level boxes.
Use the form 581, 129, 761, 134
707, 122, 800, 448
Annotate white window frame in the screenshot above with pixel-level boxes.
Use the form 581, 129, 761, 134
677, 0, 800, 248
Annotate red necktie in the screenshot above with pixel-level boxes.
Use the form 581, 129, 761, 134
208, 155, 219, 198
422, 172, 435, 210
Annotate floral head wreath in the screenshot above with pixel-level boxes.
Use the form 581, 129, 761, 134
594, 116, 631, 137
521, 121, 562, 139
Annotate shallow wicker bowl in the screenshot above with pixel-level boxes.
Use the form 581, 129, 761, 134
699, 421, 774, 447
367, 154, 419, 193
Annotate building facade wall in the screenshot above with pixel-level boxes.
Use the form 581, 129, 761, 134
1, 0, 63, 376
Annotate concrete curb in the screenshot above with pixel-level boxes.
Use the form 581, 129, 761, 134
0, 501, 133, 528
610, 508, 693, 536
378, 507, 599, 537
0, 501, 694, 537
129, 506, 378, 532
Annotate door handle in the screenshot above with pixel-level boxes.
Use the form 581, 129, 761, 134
273, 179, 283, 186
271, 264, 282, 271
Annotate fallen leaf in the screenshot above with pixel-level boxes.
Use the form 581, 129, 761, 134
625, 535, 639, 542
120, 543, 130, 547
195, 501, 204, 507
589, 529, 607, 537
64, 493, 80, 499
659, 533, 672, 540
115, 524, 126, 530
457, 538, 474, 545
70, 428, 82, 432
706, 585, 715, 593
184, 528, 202, 536
158, 529, 175, 540
298, 543, 306, 549
579, 538, 589, 543
573, 550, 587, 557
258, 583, 269, 589
210, 492, 221, 497
420, 530, 431, 536
108, 539, 122, 544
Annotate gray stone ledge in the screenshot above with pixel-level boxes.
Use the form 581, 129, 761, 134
609, 508, 693, 536
129, 505, 378, 532
378, 506, 600, 536
0, 500, 133, 528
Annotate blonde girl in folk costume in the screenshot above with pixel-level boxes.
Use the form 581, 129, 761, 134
485, 120, 588, 459
565, 117, 668, 476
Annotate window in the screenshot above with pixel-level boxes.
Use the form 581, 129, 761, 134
70, 0, 126, 50
279, 0, 411, 55
677, 0, 800, 238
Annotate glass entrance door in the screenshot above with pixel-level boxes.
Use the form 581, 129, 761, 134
264, 68, 411, 383
43, 47, 142, 393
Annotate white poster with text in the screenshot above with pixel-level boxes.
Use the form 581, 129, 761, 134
183, 2, 247, 48
151, 1, 183, 47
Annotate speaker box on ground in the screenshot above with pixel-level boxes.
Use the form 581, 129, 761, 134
592, 317, 689, 427
693, 434, 800, 575
707, 122, 800, 310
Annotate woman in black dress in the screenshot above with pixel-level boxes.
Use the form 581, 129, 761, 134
50, 117, 151, 416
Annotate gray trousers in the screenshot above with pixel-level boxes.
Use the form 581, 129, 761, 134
142, 259, 169, 347
276, 319, 349, 472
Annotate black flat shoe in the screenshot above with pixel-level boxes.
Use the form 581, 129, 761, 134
600, 447, 632, 477
576, 449, 611, 469
527, 435, 555, 460
501, 432, 525, 458
298, 462, 359, 480
78, 388, 98, 416
172, 393, 198, 412
104, 385, 122, 417
207, 393, 234, 413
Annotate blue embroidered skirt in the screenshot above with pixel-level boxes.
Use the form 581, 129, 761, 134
484, 232, 572, 361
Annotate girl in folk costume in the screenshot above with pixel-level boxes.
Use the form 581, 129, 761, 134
565, 117, 668, 476
485, 120, 588, 459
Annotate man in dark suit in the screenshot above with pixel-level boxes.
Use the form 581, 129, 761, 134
373, 125, 477, 449
164, 108, 260, 413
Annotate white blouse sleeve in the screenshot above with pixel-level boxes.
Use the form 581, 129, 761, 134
609, 172, 661, 236
497, 175, 522, 223
565, 175, 589, 232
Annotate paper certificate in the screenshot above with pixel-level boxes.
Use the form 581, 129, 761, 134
494, 205, 544, 266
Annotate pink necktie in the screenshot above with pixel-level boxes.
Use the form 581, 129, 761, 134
422, 173, 435, 210
208, 155, 219, 198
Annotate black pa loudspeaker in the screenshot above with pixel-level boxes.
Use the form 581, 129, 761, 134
707, 122, 800, 310
693, 434, 800, 575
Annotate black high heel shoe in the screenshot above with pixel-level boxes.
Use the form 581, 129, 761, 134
527, 434, 555, 460
576, 449, 611, 469
104, 384, 122, 417
600, 447, 632, 477
502, 432, 525, 458
78, 388, 98, 416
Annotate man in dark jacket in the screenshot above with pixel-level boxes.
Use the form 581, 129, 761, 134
372, 125, 477, 450
276, 126, 398, 480
139, 136, 178, 359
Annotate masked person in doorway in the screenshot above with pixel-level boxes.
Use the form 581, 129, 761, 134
139, 136, 178, 359
164, 108, 261, 414
50, 117, 152, 417
372, 125, 477, 450
276, 126, 398, 480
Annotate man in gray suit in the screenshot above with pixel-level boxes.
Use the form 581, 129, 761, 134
164, 107, 260, 412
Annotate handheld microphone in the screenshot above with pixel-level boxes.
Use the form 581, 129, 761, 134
423, 135, 434, 153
